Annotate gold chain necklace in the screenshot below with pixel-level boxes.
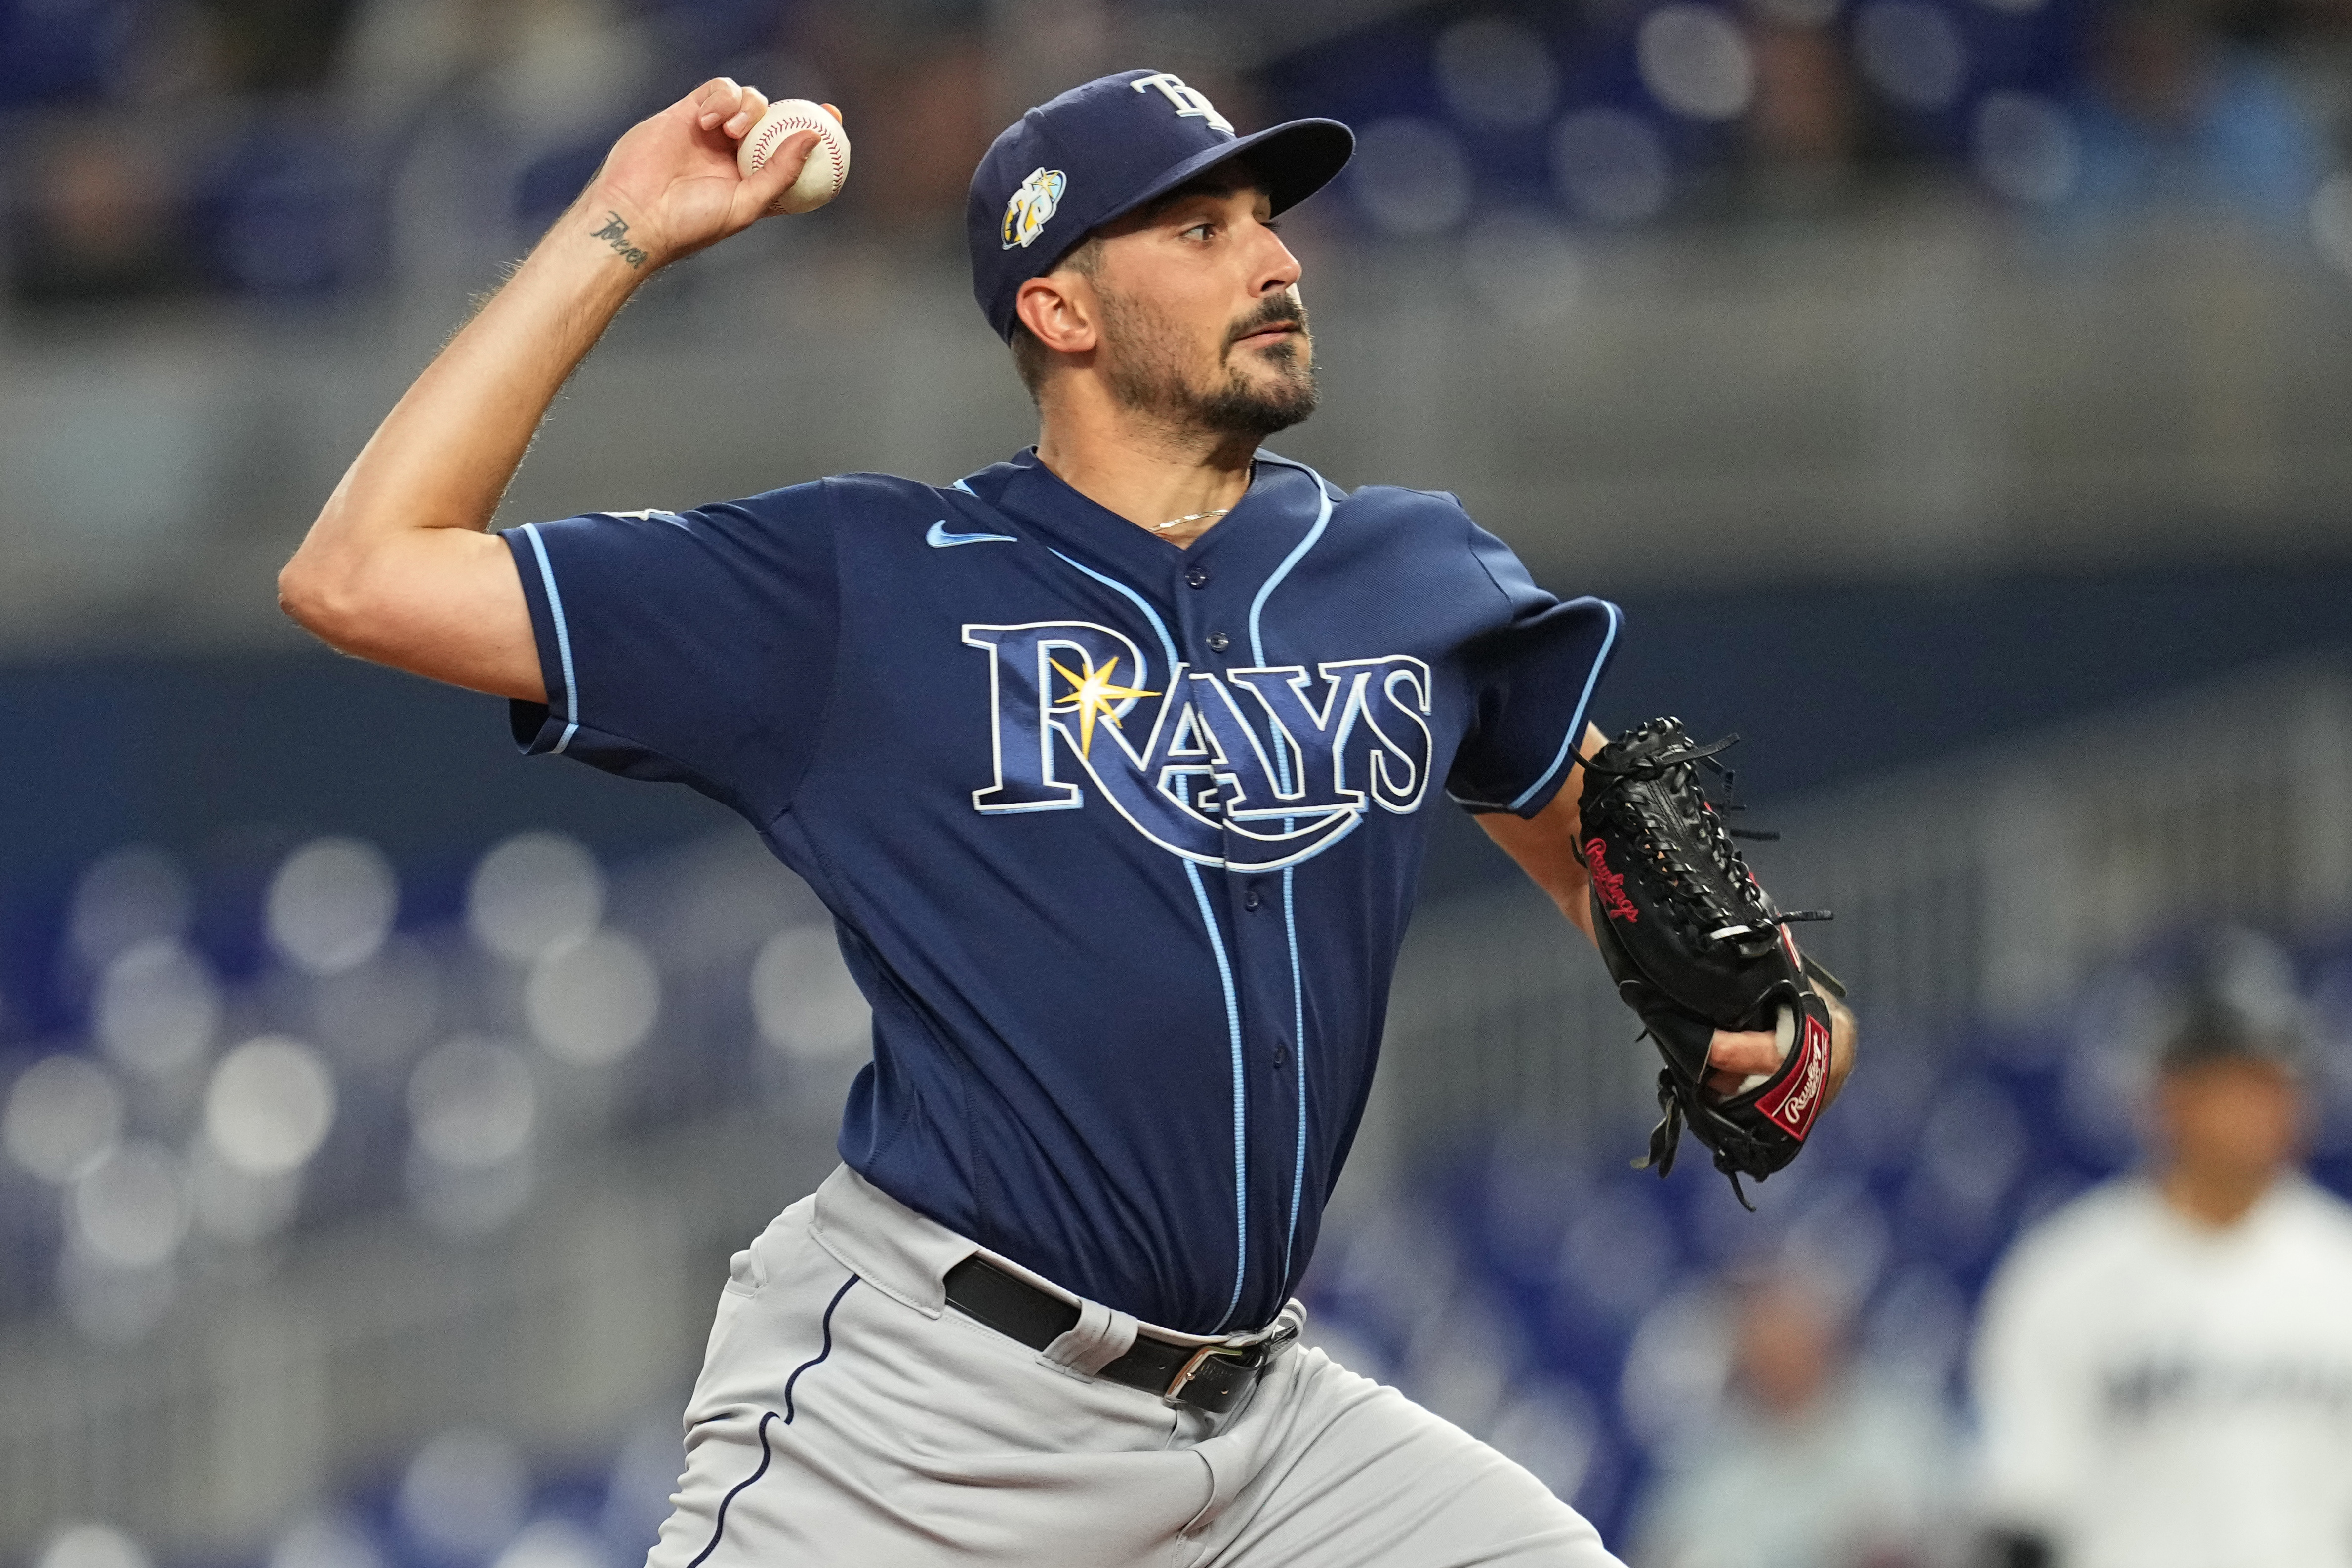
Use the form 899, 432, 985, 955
1153, 508, 1230, 532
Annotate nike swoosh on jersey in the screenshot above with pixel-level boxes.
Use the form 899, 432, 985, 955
927, 521, 1019, 548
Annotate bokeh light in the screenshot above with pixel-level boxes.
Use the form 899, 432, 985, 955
187, 1138, 303, 1244
1854, 0, 1968, 111
397, 1429, 527, 1561
311, 937, 444, 1067
268, 1514, 386, 1568
750, 925, 872, 1064
204, 1035, 338, 1176
1349, 117, 1475, 238
468, 832, 605, 963
66, 847, 192, 970
408, 1037, 537, 1168
525, 930, 660, 1067
56, 1248, 178, 1345
267, 836, 399, 975
68, 1141, 189, 1268
1550, 108, 1673, 225
1434, 17, 1560, 131
1637, 5, 1755, 121
1973, 91, 2078, 206
93, 937, 221, 1078
406, 1144, 536, 1239
3, 1054, 124, 1183
35, 1524, 151, 1568
491, 1520, 608, 1568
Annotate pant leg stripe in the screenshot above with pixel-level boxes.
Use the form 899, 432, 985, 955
682, 1273, 858, 1568
783, 1275, 859, 1425
683, 1413, 775, 1568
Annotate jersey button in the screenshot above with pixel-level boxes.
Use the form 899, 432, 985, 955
1186, 568, 1209, 589
1243, 888, 1262, 911
1206, 631, 1230, 653
1274, 1042, 1291, 1069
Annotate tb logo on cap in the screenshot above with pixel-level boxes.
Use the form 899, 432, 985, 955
1131, 72, 1234, 135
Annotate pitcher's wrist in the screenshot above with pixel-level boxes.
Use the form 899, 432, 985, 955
508, 197, 668, 312
550, 183, 679, 277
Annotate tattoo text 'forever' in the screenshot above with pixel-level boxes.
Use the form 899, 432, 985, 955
592, 212, 649, 268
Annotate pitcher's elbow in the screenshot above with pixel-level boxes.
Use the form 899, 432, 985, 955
277, 551, 361, 648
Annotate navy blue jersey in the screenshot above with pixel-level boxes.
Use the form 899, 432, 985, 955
503, 449, 1619, 1332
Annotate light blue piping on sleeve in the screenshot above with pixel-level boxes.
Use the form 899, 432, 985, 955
519, 523, 580, 755
1504, 599, 1622, 813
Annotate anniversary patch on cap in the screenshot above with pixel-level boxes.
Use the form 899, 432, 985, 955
965, 69, 1354, 342
1002, 168, 1068, 250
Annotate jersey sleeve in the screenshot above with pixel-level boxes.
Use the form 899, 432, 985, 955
501, 482, 840, 823
1445, 517, 1623, 817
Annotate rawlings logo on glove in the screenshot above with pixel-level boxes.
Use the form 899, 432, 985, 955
1754, 1009, 1833, 1140
1582, 838, 1640, 924
1577, 717, 1846, 1206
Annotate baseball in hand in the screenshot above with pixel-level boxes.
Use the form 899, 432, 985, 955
737, 99, 851, 215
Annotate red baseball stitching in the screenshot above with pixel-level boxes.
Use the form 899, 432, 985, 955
748, 114, 848, 196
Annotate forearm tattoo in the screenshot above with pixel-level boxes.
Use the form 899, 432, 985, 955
592, 211, 649, 268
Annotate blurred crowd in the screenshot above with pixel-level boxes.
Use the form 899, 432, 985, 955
0, 828, 866, 1340
4, 0, 2352, 311
11, 809, 2352, 1568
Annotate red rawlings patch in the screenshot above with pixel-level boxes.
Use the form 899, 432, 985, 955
1583, 837, 1639, 924
1754, 1011, 1832, 1141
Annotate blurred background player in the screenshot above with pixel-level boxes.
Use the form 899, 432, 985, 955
1971, 945, 2352, 1568
1629, 1269, 1958, 1568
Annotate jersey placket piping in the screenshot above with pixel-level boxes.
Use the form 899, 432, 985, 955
1043, 546, 1254, 1331
1245, 457, 1336, 1292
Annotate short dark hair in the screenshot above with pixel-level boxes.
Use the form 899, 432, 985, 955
1009, 233, 1105, 399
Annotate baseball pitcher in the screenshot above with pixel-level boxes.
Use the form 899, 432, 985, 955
280, 68, 1857, 1568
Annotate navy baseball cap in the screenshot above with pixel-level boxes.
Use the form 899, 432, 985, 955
968, 69, 1353, 342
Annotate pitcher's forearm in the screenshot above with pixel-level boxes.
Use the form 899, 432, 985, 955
300, 198, 649, 560
275, 77, 821, 699
274, 197, 655, 700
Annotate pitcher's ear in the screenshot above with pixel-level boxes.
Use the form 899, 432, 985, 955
1015, 272, 1099, 356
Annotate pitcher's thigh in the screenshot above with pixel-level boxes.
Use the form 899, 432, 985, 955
647, 1263, 1214, 1568
1202, 1351, 1624, 1568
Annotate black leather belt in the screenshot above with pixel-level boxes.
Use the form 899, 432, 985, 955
943, 1255, 1286, 1413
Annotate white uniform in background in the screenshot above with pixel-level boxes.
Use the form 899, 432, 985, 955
1630, 1380, 1957, 1568
1972, 1176, 2352, 1568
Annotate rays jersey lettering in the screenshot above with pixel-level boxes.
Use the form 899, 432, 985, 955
964, 620, 1433, 870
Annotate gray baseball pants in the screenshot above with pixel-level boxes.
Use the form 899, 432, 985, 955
645, 1165, 1622, 1568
